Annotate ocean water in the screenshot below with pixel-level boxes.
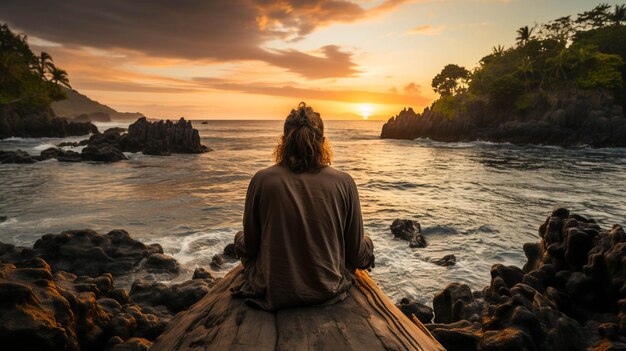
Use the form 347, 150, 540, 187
1, 120, 625, 305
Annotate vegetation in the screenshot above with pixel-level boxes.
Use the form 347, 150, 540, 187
0, 23, 69, 111
430, 3, 626, 113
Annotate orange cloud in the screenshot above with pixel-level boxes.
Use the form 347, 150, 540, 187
0, 0, 409, 79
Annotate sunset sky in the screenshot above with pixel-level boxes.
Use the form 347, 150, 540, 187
1, 0, 622, 120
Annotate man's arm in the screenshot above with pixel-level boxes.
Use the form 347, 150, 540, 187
235, 177, 262, 259
344, 177, 375, 270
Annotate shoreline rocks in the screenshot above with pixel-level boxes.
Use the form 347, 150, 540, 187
0, 105, 97, 139
0, 229, 217, 351
423, 208, 626, 350
0, 117, 211, 164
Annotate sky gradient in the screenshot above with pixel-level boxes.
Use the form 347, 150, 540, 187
1, 0, 622, 120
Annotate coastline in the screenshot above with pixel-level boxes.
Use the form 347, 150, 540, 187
1, 207, 624, 350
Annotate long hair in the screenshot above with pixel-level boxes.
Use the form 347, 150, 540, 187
273, 102, 332, 173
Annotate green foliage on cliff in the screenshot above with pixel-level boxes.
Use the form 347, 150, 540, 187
430, 3, 626, 116
0, 23, 69, 111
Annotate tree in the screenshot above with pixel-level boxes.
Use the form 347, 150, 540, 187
50, 67, 71, 88
539, 16, 574, 43
609, 4, 626, 26
492, 45, 506, 57
576, 3, 611, 29
431, 64, 471, 96
36, 52, 54, 80
516, 26, 534, 46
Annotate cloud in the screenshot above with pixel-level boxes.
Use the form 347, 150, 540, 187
0, 0, 407, 79
193, 77, 429, 105
406, 24, 446, 35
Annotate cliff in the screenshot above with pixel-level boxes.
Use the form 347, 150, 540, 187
381, 90, 626, 147
150, 265, 445, 351
0, 104, 97, 139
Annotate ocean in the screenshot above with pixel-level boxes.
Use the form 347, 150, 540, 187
1, 119, 625, 305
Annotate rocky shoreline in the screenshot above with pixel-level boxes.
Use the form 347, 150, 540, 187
0, 105, 97, 140
381, 90, 626, 148
0, 117, 211, 164
0, 208, 624, 350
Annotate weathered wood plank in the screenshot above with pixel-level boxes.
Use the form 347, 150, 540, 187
150, 265, 445, 351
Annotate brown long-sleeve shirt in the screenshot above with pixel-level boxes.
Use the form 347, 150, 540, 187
233, 164, 374, 311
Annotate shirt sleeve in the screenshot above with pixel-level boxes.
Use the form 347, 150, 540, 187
344, 177, 374, 270
235, 175, 262, 259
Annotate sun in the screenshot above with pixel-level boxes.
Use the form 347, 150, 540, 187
357, 103, 374, 120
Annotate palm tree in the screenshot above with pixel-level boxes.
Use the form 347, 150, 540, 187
610, 4, 626, 26
492, 45, 505, 57
50, 67, 71, 88
516, 26, 534, 46
36, 51, 54, 80
517, 57, 534, 88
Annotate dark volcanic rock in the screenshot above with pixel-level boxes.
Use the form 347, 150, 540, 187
144, 253, 180, 273
118, 117, 210, 155
396, 298, 434, 323
0, 150, 37, 164
129, 275, 216, 315
0, 105, 98, 139
390, 219, 427, 248
428, 209, 626, 350
432, 254, 457, 266
0, 230, 216, 351
81, 144, 128, 162
23, 229, 165, 277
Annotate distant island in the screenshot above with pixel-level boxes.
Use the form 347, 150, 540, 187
52, 87, 144, 122
381, 4, 626, 147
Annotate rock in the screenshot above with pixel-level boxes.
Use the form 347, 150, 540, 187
432, 254, 457, 266
38, 147, 66, 160
427, 208, 626, 350
144, 253, 180, 274
117, 117, 210, 155
427, 321, 481, 351
192, 267, 214, 280
57, 150, 83, 162
130, 276, 216, 315
81, 144, 128, 162
0, 150, 37, 164
380, 90, 626, 148
433, 282, 474, 324
223, 243, 238, 259
0, 104, 98, 139
0, 215, 6, 223
26, 229, 163, 277
210, 254, 225, 269
396, 298, 434, 323
104, 337, 152, 351
390, 219, 427, 248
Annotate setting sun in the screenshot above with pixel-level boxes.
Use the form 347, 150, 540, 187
357, 104, 374, 119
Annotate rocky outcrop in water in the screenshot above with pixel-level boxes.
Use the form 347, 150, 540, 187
424, 208, 626, 351
381, 90, 626, 147
0, 117, 211, 164
0, 230, 217, 351
0, 105, 98, 139
391, 219, 427, 248
118, 117, 210, 155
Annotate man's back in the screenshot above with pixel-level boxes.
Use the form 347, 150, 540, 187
234, 164, 373, 310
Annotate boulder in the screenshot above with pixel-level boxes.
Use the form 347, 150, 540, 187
432, 254, 457, 266
396, 297, 434, 323
390, 219, 427, 248
0, 150, 37, 164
